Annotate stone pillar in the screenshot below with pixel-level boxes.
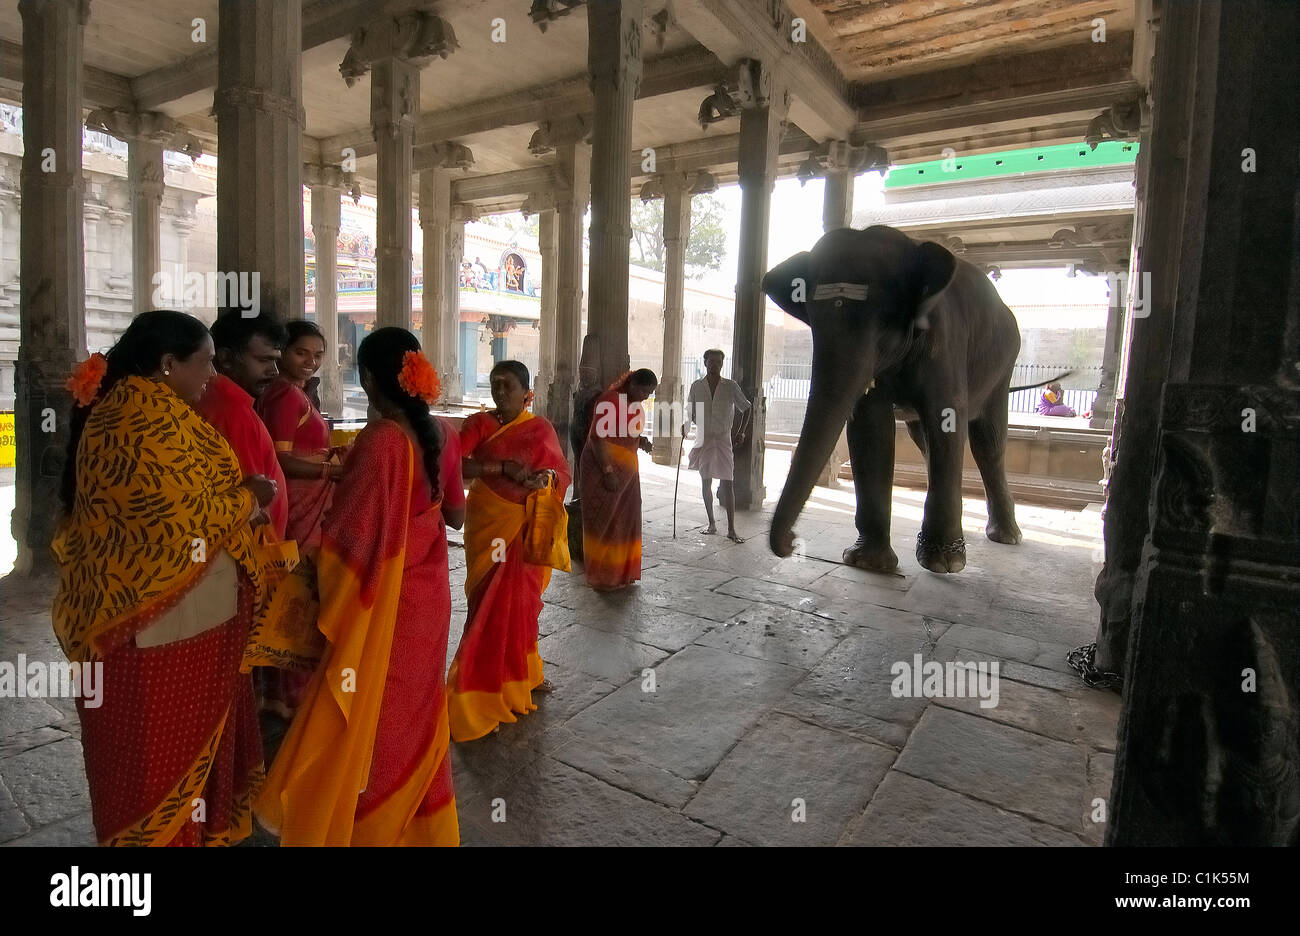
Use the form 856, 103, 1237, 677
442, 211, 468, 402
341, 11, 457, 330
816, 156, 858, 487
584, 0, 642, 387
1103, 0, 1300, 846
731, 61, 789, 510
822, 171, 853, 232
306, 164, 344, 417
535, 208, 558, 418
419, 168, 450, 394
12, 0, 87, 576
547, 141, 591, 455
128, 139, 163, 315
651, 174, 691, 466
214, 0, 304, 320
1089, 280, 1129, 431
371, 56, 418, 329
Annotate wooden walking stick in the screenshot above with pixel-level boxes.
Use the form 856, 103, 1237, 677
672, 435, 682, 538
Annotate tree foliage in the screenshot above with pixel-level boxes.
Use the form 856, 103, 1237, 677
630, 192, 726, 278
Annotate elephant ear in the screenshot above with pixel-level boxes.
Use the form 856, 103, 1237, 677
911, 241, 958, 331
762, 251, 813, 326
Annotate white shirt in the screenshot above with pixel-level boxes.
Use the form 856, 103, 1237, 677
687, 376, 751, 440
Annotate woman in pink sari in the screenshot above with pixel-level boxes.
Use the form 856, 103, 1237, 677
255, 320, 344, 718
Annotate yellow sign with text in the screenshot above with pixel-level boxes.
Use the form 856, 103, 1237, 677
0, 412, 14, 469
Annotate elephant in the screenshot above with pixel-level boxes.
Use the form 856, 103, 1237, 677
763, 225, 1053, 574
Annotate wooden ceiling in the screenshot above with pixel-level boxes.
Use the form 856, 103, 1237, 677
795, 0, 1134, 82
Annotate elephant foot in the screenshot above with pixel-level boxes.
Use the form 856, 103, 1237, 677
986, 518, 1022, 545
843, 538, 899, 573
916, 531, 966, 574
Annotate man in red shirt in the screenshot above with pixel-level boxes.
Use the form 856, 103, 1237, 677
196, 311, 290, 538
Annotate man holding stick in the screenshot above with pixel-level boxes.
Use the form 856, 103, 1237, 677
682, 349, 752, 543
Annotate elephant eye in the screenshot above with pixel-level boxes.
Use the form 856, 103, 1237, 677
833, 299, 844, 308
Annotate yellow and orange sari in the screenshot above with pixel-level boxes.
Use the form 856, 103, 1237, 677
447, 410, 570, 742
256, 418, 463, 845
51, 375, 283, 846
579, 378, 645, 589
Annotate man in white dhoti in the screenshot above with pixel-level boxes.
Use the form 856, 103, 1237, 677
683, 349, 752, 542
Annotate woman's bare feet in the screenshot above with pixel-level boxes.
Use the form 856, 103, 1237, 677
535, 679, 556, 694
726, 531, 745, 543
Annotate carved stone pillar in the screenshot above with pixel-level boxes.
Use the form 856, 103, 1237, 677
12, 0, 87, 576
443, 207, 471, 402
651, 173, 692, 466
822, 171, 852, 232
306, 163, 344, 418
584, 0, 641, 388
342, 10, 457, 330
127, 141, 163, 312
548, 141, 591, 456
1104, 0, 1300, 846
215, 0, 304, 320
535, 208, 558, 419
732, 61, 789, 510
419, 168, 450, 394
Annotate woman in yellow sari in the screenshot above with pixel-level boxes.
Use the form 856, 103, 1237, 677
52, 310, 281, 846
447, 360, 571, 742
256, 327, 465, 845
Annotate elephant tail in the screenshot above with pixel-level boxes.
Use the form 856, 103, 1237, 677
1008, 369, 1075, 393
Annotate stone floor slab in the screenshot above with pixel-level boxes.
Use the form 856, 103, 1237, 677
538, 624, 669, 685
695, 604, 852, 669
2, 809, 95, 847
772, 695, 911, 750
893, 706, 1087, 833
0, 774, 30, 841
843, 771, 1084, 846
552, 742, 700, 809
458, 756, 720, 846
0, 738, 89, 828
685, 712, 895, 845
792, 629, 957, 728
564, 644, 804, 782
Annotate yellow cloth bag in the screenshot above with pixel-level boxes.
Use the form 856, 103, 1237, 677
523, 475, 571, 573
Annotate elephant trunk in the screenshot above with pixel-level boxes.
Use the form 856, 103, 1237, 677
771, 341, 876, 556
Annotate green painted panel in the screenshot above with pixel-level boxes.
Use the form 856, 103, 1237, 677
884, 140, 1139, 188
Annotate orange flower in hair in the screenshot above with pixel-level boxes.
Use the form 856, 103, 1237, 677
66, 352, 108, 407
397, 350, 441, 404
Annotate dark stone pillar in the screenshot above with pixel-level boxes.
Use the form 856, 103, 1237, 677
11, 0, 87, 577
732, 61, 788, 510
1106, 0, 1300, 846
215, 0, 304, 320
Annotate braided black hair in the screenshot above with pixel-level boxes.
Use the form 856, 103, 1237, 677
60, 309, 210, 512
356, 327, 443, 499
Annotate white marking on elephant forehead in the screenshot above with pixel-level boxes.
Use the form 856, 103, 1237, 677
812, 282, 869, 301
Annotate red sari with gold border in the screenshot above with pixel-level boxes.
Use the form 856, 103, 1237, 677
447, 410, 570, 742
256, 418, 464, 845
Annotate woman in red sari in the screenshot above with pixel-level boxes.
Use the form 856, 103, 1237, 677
580, 368, 658, 590
257, 327, 465, 845
52, 310, 280, 846
447, 360, 571, 742
255, 320, 343, 718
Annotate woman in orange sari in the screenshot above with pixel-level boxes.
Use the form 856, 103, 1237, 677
52, 310, 281, 846
257, 327, 465, 845
255, 320, 343, 718
447, 360, 570, 742
580, 368, 658, 590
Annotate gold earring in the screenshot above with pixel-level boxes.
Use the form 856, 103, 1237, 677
164, 369, 171, 376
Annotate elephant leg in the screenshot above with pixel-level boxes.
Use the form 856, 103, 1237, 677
915, 405, 967, 573
844, 392, 898, 572
969, 399, 1022, 545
